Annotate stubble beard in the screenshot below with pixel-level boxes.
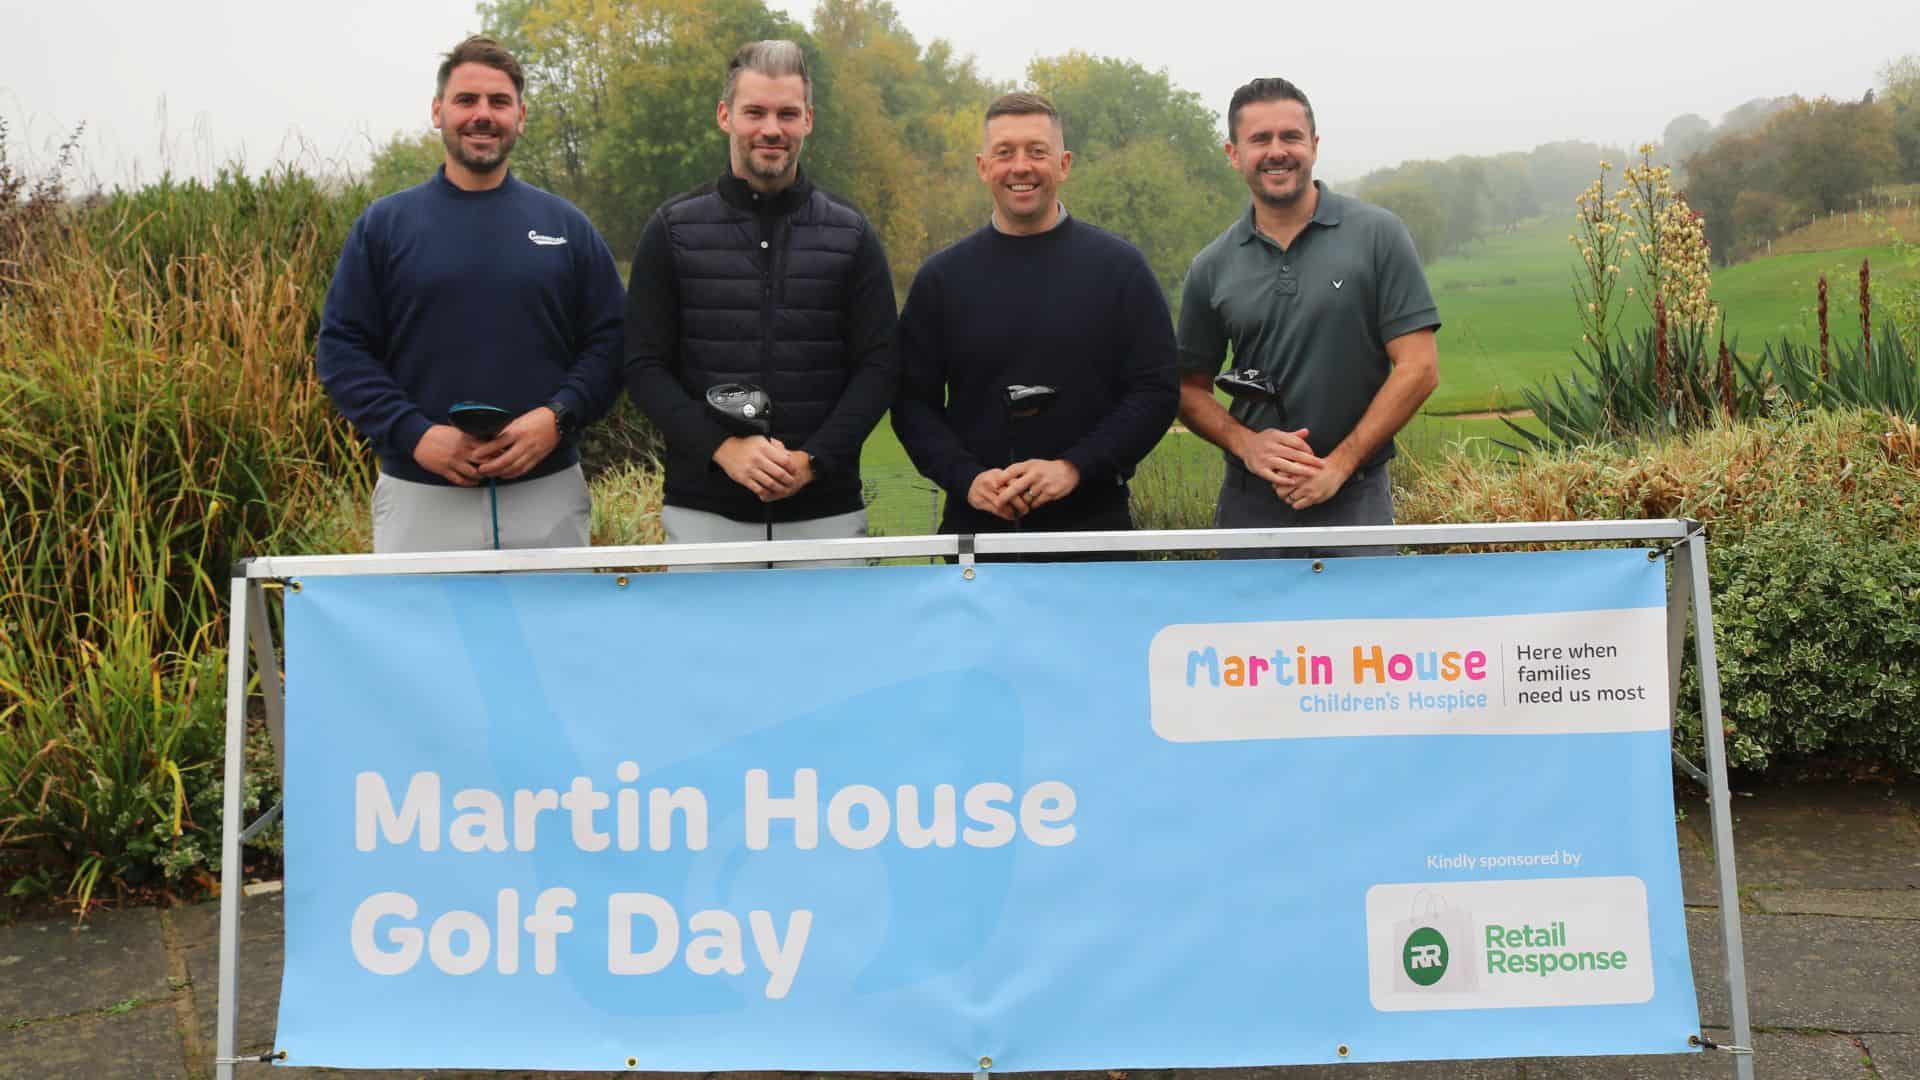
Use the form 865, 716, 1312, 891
445, 124, 515, 175
739, 137, 801, 188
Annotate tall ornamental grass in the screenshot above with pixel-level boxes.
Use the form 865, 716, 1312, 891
0, 148, 371, 908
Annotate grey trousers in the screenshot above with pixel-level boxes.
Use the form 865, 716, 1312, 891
1213, 462, 1397, 558
371, 466, 591, 554
660, 505, 868, 571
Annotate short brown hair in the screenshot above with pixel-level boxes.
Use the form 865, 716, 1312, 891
724, 40, 812, 108
984, 92, 1064, 141
437, 35, 525, 99
1227, 77, 1314, 142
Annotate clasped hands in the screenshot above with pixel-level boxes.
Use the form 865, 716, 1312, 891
1237, 426, 1351, 511
967, 459, 1080, 522
412, 407, 561, 486
713, 435, 815, 501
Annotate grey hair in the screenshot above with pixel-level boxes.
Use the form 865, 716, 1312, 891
723, 40, 812, 107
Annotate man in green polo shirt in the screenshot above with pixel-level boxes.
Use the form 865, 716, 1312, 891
1177, 77, 1440, 557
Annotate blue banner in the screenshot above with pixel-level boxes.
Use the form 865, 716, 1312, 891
277, 549, 1700, 1070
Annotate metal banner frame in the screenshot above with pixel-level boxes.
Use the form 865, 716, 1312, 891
214, 519, 1753, 1078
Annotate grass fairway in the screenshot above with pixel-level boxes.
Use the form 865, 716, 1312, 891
1420, 217, 1912, 412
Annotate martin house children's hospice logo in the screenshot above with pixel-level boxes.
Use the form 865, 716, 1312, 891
1366, 878, 1655, 1012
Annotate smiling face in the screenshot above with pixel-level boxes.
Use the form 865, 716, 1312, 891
431, 62, 524, 189
1226, 98, 1319, 209
977, 111, 1071, 235
718, 69, 813, 193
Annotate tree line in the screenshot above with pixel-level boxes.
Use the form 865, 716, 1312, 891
369, 0, 1243, 299
1683, 56, 1920, 263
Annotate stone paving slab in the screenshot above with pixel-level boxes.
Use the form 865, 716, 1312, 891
1681, 782, 1920, 890
0, 906, 174, 1026
1674, 812, 1721, 908
0, 1003, 188, 1080
168, 887, 284, 947
183, 924, 282, 1057
1520, 1030, 1872, 1077
1751, 886, 1920, 918
1687, 909, 1920, 1032
1865, 1033, 1920, 1080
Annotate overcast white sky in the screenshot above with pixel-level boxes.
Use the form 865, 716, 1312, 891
3, 0, 1914, 188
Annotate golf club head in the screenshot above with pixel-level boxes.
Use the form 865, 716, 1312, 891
1005, 384, 1058, 420
447, 401, 513, 440
1214, 368, 1281, 405
705, 382, 774, 436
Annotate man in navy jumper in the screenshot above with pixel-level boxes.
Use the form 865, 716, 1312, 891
317, 35, 625, 553
624, 40, 897, 569
892, 93, 1178, 551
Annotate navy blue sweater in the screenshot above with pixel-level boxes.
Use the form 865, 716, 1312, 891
892, 215, 1180, 531
317, 168, 625, 485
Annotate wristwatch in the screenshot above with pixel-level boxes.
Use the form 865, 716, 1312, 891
544, 398, 580, 438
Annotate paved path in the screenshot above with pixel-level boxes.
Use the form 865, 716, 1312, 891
4, 780, 1916, 1079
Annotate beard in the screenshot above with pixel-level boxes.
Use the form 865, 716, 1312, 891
735, 135, 802, 186
443, 122, 518, 175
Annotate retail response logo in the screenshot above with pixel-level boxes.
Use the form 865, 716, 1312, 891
1367, 877, 1654, 1011
528, 229, 568, 246
1402, 926, 1450, 986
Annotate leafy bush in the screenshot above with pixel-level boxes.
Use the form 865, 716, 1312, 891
1405, 409, 1920, 772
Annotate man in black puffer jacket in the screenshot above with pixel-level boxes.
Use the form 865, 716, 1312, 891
624, 40, 897, 568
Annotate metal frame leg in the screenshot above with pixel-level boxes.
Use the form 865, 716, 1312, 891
246, 584, 285, 785
215, 576, 253, 1079
1687, 529, 1756, 1078
1666, 546, 1710, 787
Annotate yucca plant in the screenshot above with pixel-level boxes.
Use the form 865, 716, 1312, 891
1762, 322, 1920, 421
1502, 323, 1767, 451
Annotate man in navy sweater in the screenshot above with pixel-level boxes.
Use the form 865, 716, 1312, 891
317, 35, 625, 553
892, 93, 1178, 550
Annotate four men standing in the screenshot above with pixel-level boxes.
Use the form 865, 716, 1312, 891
320, 38, 1437, 559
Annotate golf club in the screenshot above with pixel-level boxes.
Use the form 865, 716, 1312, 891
448, 401, 514, 550
1003, 384, 1058, 530
704, 382, 778, 543
1213, 368, 1282, 417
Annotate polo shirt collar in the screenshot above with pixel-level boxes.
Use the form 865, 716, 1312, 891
1234, 180, 1343, 244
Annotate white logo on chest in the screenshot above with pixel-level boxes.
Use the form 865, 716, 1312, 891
528, 230, 568, 246
1332, 279, 1345, 289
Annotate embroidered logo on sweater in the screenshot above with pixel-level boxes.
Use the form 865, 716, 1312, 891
528, 230, 568, 246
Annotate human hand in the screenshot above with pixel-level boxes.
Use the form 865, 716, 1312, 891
761, 443, 814, 500
1275, 456, 1354, 510
412, 424, 486, 486
1236, 426, 1322, 486
1001, 458, 1080, 514
967, 468, 1025, 522
713, 435, 796, 500
473, 407, 562, 481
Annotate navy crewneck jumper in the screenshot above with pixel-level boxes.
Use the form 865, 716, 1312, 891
892, 214, 1179, 532
317, 167, 625, 486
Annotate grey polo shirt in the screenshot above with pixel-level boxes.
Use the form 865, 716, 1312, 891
1177, 182, 1440, 469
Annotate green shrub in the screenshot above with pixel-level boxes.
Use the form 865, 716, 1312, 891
1404, 408, 1920, 773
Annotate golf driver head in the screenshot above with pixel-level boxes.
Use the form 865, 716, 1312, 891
705, 383, 774, 436
447, 401, 513, 440
1214, 368, 1281, 405
1005, 383, 1058, 420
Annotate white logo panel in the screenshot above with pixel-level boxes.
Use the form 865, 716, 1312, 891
1366, 876, 1655, 1012
1147, 609, 1666, 742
